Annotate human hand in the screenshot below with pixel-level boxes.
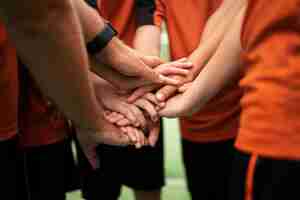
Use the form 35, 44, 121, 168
127, 58, 193, 103
103, 111, 147, 148
104, 93, 163, 147
178, 82, 193, 93
158, 93, 187, 118
104, 111, 161, 147
95, 38, 180, 89
92, 75, 149, 128
75, 114, 131, 168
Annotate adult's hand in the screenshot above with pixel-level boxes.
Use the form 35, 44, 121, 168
76, 115, 131, 169
94, 38, 180, 88
91, 73, 148, 128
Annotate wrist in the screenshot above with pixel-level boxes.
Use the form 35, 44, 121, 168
75, 103, 105, 133
186, 57, 205, 81
97, 39, 147, 77
95, 37, 123, 66
87, 22, 118, 55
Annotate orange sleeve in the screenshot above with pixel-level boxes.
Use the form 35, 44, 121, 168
154, 0, 166, 27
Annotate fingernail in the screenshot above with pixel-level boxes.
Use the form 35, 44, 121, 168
159, 75, 165, 82
156, 93, 164, 101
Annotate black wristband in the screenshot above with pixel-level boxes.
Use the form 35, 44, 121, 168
86, 22, 118, 55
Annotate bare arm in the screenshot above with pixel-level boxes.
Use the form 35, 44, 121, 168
73, 0, 177, 89
128, 23, 193, 102
187, 0, 246, 78
155, 0, 246, 101
0, 0, 103, 131
159, 6, 246, 117
133, 25, 161, 56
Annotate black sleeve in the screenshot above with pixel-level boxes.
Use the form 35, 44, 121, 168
135, 0, 156, 26
85, 0, 98, 9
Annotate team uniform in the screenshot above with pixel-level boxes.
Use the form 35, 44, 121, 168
154, 1, 242, 199
229, 1, 300, 199
78, 1, 165, 199
17, 63, 79, 200
0, 22, 18, 200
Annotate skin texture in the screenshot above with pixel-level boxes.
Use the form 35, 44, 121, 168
127, 0, 246, 103
159, 5, 247, 117
73, 0, 180, 90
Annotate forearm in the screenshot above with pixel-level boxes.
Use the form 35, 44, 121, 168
154, 0, 246, 102
181, 6, 246, 113
200, 0, 246, 40
159, 6, 246, 117
133, 25, 161, 56
73, 0, 145, 75
0, 0, 102, 129
133, 0, 160, 56
188, 0, 246, 77
73, 0, 129, 71
89, 71, 108, 85
89, 71, 114, 92
73, 0, 105, 42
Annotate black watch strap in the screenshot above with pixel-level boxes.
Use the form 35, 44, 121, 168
86, 23, 118, 55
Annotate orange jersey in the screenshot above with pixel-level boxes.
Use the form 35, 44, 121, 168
154, 0, 242, 142
97, 0, 137, 46
18, 73, 69, 147
96, 0, 155, 46
236, 0, 300, 159
0, 23, 18, 141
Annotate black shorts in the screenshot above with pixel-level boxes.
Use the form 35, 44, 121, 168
17, 137, 80, 200
77, 122, 165, 200
182, 138, 235, 200
228, 150, 300, 200
0, 137, 17, 200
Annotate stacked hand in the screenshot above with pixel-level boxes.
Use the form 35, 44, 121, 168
128, 56, 202, 118
91, 57, 193, 148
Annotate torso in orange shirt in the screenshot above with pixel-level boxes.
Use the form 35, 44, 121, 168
154, 0, 242, 142
236, 0, 300, 159
98, 0, 137, 46
0, 23, 18, 141
19, 0, 141, 148
18, 71, 69, 148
